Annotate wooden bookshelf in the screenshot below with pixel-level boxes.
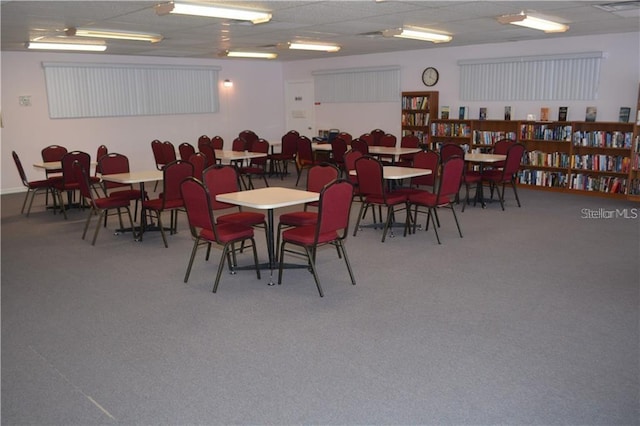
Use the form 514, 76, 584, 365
401, 91, 438, 148
428, 117, 640, 199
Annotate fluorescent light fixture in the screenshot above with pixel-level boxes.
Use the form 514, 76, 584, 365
288, 42, 341, 52
26, 42, 107, 52
156, 2, 271, 24
497, 13, 569, 33
225, 51, 277, 59
383, 27, 452, 43
66, 27, 163, 43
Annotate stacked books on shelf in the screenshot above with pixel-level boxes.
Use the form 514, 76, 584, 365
524, 150, 570, 168
402, 112, 430, 126
570, 154, 631, 173
518, 170, 567, 188
572, 131, 633, 148
431, 122, 470, 137
473, 131, 517, 145
520, 123, 572, 141
402, 96, 430, 110
569, 174, 627, 193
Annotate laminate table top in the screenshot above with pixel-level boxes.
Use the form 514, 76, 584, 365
349, 165, 432, 180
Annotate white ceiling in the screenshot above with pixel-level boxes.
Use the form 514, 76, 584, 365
1, 1, 639, 61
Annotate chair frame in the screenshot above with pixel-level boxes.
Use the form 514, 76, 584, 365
12, 151, 52, 216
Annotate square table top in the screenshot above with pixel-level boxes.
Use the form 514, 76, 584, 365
215, 150, 268, 161
368, 146, 422, 156
216, 187, 319, 210
101, 170, 163, 184
350, 166, 432, 180
33, 161, 62, 171
464, 153, 506, 163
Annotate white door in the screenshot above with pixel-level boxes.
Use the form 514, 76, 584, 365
284, 80, 315, 138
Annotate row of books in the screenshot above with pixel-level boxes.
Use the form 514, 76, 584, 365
523, 151, 571, 168
520, 124, 573, 141
402, 97, 430, 111
570, 155, 631, 173
472, 131, 517, 145
572, 131, 633, 149
569, 174, 627, 193
629, 178, 640, 195
439, 106, 634, 122
517, 170, 568, 188
431, 122, 470, 137
401, 112, 430, 126
401, 129, 427, 144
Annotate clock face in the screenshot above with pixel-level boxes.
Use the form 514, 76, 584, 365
422, 67, 439, 86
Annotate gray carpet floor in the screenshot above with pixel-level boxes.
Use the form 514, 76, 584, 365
2, 174, 639, 425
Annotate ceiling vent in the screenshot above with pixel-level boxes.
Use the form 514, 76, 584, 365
594, 1, 640, 17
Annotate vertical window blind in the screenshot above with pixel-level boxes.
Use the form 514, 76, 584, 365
312, 66, 400, 103
458, 51, 603, 101
42, 62, 221, 118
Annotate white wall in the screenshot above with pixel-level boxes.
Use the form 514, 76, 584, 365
283, 32, 639, 134
1, 52, 284, 193
2, 32, 638, 193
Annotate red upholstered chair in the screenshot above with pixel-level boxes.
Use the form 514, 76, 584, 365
239, 130, 259, 149
370, 129, 385, 146
188, 152, 207, 180
211, 135, 224, 150
295, 135, 316, 186
482, 143, 526, 210
151, 139, 166, 170
74, 161, 134, 246
180, 177, 261, 293
270, 130, 298, 179
276, 163, 340, 260
141, 160, 194, 247
378, 133, 397, 164
353, 155, 408, 243
41, 144, 67, 205
52, 151, 93, 219
179, 142, 196, 161
330, 136, 349, 174
358, 133, 373, 146
406, 156, 464, 244
238, 138, 269, 189
397, 134, 420, 167
440, 143, 479, 211
162, 141, 177, 163
489, 138, 515, 169
95, 145, 108, 174
203, 164, 267, 247
350, 138, 369, 155
99, 153, 145, 221
12, 151, 53, 216
197, 135, 211, 151
198, 144, 217, 168
343, 149, 363, 200
396, 150, 439, 196
278, 179, 356, 297
338, 132, 352, 145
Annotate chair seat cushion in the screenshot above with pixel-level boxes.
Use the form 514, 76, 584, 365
143, 198, 184, 210
464, 171, 482, 183
110, 189, 143, 200
201, 222, 253, 244
28, 179, 54, 189
279, 211, 318, 227
283, 225, 337, 245
365, 192, 406, 205
217, 211, 265, 226
407, 191, 451, 207
239, 166, 265, 174
94, 196, 132, 209
481, 170, 505, 182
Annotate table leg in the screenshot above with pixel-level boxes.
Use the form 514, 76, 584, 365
266, 209, 276, 285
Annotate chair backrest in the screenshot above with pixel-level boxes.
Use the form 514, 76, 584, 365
239, 130, 259, 148
151, 139, 165, 169
249, 139, 269, 166
493, 138, 515, 155
189, 152, 207, 180
162, 160, 194, 204
12, 151, 30, 186
61, 151, 91, 185
380, 133, 397, 147
211, 135, 224, 150
411, 150, 439, 187
343, 149, 363, 186
203, 164, 241, 210
370, 129, 385, 146
359, 133, 373, 145
307, 163, 340, 193
199, 144, 217, 166
331, 137, 348, 165
181, 177, 217, 240
401, 134, 420, 149
162, 141, 177, 163
231, 137, 246, 152
338, 132, 352, 144
197, 135, 211, 150
179, 142, 196, 161
440, 143, 464, 163
96, 145, 108, 163
437, 156, 464, 200
354, 155, 384, 198
502, 143, 526, 177
350, 138, 369, 155
281, 130, 299, 156
99, 153, 132, 191
315, 179, 355, 241
296, 136, 314, 164
42, 145, 68, 162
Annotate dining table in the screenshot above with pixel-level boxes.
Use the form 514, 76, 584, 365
216, 186, 319, 284
464, 152, 507, 208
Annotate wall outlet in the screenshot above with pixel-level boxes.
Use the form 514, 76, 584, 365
19, 95, 31, 107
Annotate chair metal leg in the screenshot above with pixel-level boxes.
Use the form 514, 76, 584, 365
82, 207, 94, 240
250, 237, 261, 280
91, 210, 107, 245
450, 203, 463, 238
157, 212, 169, 247
213, 243, 230, 293
429, 208, 441, 244
353, 202, 367, 236
303, 245, 324, 297
337, 240, 356, 286
184, 238, 202, 283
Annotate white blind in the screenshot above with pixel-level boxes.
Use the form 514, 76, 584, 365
312, 66, 400, 103
458, 52, 603, 101
42, 62, 221, 118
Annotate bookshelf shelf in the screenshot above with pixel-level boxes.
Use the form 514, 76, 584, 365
401, 91, 438, 147
426, 117, 639, 199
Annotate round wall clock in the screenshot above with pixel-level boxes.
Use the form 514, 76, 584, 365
422, 67, 439, 87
